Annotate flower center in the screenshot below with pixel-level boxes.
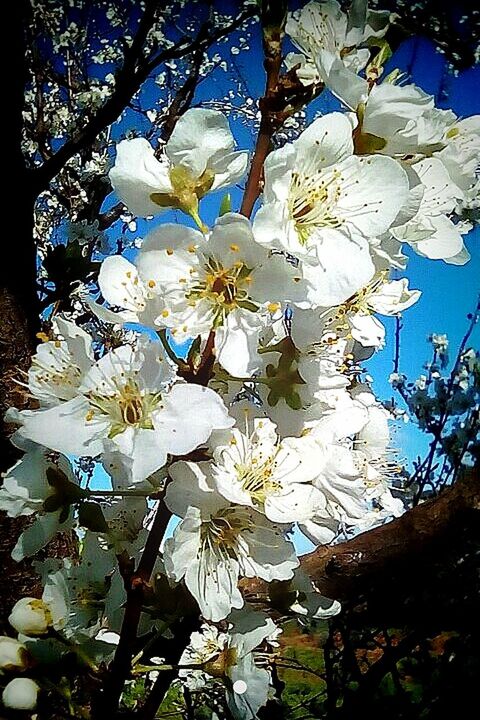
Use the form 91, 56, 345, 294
201, 507, 252, 557
85, 378, 162, 439
235, 454, 282, 504
289, 168, 344, 245
188, 256, 256, 326
150, 165, 214, 228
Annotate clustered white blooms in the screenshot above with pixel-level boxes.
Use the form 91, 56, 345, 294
2, 0, 478, 716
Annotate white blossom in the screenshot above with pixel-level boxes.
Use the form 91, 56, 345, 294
109, 109, 248, 228
164, 462, 298, 621
253, 112, 409, 306
12, 339, 233, 484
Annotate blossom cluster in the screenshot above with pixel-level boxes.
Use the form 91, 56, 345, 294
2, 1, 478, 716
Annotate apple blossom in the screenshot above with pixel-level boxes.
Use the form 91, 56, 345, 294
8, 598, 52, 636
164, 462, 299, 621
179, 609, 277, 720
392, 157, 469, 264
285, 0, 390, 92
12, 338, 233, 483
109, 109, 248, 228
253, 112, 409, 305
0, 637, 29, 673
136, 213, 308, 376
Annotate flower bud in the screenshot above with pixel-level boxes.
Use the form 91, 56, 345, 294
8, 597, 52, 636
0, 636, 29, 672
2, 677, 39, 710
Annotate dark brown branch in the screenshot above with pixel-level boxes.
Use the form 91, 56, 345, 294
94, 498, 171, 717
34, 3, 257, 193
240, 2, 285, 218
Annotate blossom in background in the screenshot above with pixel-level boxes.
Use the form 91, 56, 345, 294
109, 109, 248, 228
179, 609, 277, 720
285, 0, 390, 93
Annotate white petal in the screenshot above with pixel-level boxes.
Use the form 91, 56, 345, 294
166, 108, 236, 178
349, 313, 385, 348
16, 398, 105, 457
109, 137, 172, 216
98, 255, 146, 316
294, 112, 354, 167
153, 383, 233, 457
302, 231, 375, 306
337, 155, 410, 237
215, 310, 265, 377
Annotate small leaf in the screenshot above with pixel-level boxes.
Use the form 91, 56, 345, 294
78, 502, 109, 533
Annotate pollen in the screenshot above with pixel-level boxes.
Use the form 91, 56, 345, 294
161, 309, 170, 318
166, 248, 174, 256
229, 243, 240, 252
268, 302, 280, 313
148, 280, 156, 288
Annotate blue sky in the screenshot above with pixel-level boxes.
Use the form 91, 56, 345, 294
96, 17, 479, 552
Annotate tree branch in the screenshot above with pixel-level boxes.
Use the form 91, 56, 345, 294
33, 3, 257, 193
94, 498, 171, 717
243, 466, 479, 603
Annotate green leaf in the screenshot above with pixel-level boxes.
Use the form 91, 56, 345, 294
219, 193, 232, 216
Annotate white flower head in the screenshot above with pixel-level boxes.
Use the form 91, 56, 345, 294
14, 339, 233, 483
164, 463, 298, 621
210, 418, 330, 524
179, 609, 276, 720
435, 115, 480, 192
253, 113, 409, 306
286, 0, 390, 90
325, 274, 421, 348
39, 533, 116, 635
137, 213, 305, 376
109, 109, 248, 228
392, 157, 469, 264
8, 597, 52, 636
28, 317, 94, 406
358, 82, 457, 156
